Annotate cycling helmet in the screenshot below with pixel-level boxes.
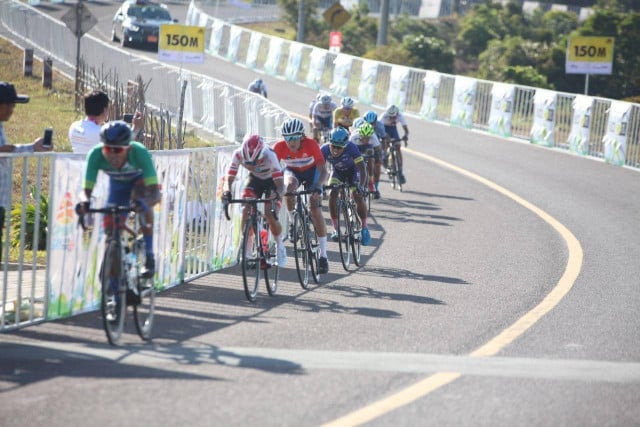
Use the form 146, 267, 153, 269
100, 120, 132, 146
364, 110, 378, 124
241, 134, 265, 164
341, 96, 354, 108
330, 127, 349, 147
255, 78, 263, 86
386, 104, 399, 116
281, 118, 305, 136
358, 122, 374, 137
353, 117, 365, 129
320, 94, 332, 105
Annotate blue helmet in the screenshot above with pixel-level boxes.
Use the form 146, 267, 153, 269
330, 127, 349, 147
353, 117, 365, 129
364, 110, 377, 124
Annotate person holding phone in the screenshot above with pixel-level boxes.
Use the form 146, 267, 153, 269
0, 81, 53, 262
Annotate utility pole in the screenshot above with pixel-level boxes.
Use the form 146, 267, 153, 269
377, 0, 389, 46
297, 0, 305, 43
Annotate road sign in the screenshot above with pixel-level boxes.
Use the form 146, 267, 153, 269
61, 2, 97, 37
566, 36, 614, 75
158, 24, 206, 64
323, 2, 351, 30
329, 31, 342, 53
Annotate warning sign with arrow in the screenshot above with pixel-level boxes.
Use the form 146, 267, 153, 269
323, 2, 351, 30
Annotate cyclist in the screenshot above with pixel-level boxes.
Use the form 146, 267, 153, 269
222, 134, 287, 268
247, 78, 268, 98
320, 127, 371, 246
333, 96, 360, 131
380, 104, 409, 185
273, 118, 329, 274
363, 110, 386, 199
349, 122, 381, 198
308, 93, 322, 133
76, 120, 161, 278
311, 94, 337, 143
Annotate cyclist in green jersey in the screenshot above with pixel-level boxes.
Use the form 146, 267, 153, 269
76, 121, 161, 278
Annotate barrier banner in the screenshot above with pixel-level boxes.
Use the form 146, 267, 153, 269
358, 60, 377, 105
306, 48, 326, 90
488, 83, 514, 138
331, 54, 352, 96
264, 37, 283, 76
182, 72, 194, 124
246, 32, 262, 69
568, 95, 593, 156
186, 0, 196, 24
285, 42, 303, 82
530, 89, 556, 147
450, 76, 477, 129
227, 25, 242, 62
420, 71, 441, 120
603, 101, 631, 166
386, 66, 409, 110
207, 19, 224, 55
197, 11, 209, 29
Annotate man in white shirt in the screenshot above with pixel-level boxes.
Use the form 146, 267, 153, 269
68, 90, 110, 154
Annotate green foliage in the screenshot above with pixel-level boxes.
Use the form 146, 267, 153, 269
503, 66, 552, 89
276, 0, 319, 40
403, 34, 454, 73
10, 186, 48, 251
338, 4, 379, 56
363, 45, 411, 65
456, 2, 507, 59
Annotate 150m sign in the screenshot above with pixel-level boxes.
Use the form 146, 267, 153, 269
566, 36, 614, 75
158, 24, 205, 64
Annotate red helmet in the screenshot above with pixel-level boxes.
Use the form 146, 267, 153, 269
241, 134, 265, 164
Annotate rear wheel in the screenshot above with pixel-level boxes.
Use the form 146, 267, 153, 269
394, 149, 403, 192
337, 197, 352, 271
349, 202, 362, 266
263, 227, 279, 296
241, 220, 260, 302
307, 216, 320, 284
101, 240, 126, 346
133, 238, 155, 341
293, 212, 310, 289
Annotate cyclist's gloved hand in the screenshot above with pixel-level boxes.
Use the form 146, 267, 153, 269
75, 201, 90, 216
222, 191, 232, 203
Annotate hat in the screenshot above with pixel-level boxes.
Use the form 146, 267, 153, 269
0, 82, 29, 104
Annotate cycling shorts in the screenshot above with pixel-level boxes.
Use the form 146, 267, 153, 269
242, 174, 282, 210
284, 167, 321, 192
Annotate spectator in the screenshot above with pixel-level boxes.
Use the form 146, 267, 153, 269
0, 81, 52, 262
69, 90, 144, 154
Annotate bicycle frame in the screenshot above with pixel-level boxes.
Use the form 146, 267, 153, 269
286, 187, 321, 288
325, 183, 362, 270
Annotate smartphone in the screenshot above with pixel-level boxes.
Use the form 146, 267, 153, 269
42, 128, 53, 149
123, 113, 134, 124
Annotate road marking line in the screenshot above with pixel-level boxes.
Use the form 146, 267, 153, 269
321, 149, 584, 426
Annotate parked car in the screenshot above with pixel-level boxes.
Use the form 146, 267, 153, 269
111, 0, 177, 49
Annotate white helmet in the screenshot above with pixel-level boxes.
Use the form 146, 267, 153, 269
341, 96, 354, 108
281, 118, 305, 136
386, 104, 399, 116
320, 94, 332, 105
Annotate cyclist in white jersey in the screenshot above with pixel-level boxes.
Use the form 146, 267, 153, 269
379, 105, 409, 185
349, 122, 381, 195
312, 94, 337, 143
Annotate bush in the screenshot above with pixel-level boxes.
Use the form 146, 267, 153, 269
10, 186, 48, 251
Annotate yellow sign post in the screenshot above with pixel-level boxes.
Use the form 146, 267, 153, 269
323, 2, 351, 30
158, 24, 206, 64
566, 36, 614, 95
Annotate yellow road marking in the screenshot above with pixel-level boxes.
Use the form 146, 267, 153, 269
322, 148, 584, 426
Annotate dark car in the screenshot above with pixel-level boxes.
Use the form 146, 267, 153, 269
111, 0, 177, 49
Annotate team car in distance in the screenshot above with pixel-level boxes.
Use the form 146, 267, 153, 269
111, 0, 177, 49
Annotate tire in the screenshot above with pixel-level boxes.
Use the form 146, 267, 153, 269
101, 240, 126, 346
292, 211, 310, 289
389, 150, 398, 190
307, 215, 320, 284
111, 27, 119, 43
394, 150, 403, 192
263, 227, 278, 296
121, 31, 129, 48
133, 237, 155, 341
337, 197, 351, 271
241, 219, 260, 302
349, 202, 362, 266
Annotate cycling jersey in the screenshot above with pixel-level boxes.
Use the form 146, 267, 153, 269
272, 137, 325, 173
320, 142, 363, 173
349, 131, 381, 149
247, 80, 267, 97
333, 107, 361, 128
372, 121, 387, 140
312, 102, 337, 121
227, 146, 283, 181
83, 141, 158, 191
380, 111, 408, 127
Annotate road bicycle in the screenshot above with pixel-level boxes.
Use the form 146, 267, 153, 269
385, 139, 404, 192
360, 150, 375, 212
79, 204, 155, 346
325, 183, 362, 271
223, 197, 279, 302
285, 187, 321, 288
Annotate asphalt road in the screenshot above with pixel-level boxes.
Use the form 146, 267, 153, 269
1, 2, 640, 426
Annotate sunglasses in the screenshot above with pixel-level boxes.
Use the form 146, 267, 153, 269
103, 146, 126, 154
284, 135, 301, 142
330, 144, 345, 150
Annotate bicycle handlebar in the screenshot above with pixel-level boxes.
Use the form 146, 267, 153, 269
78, 204, 137, 231
222, 197, 278, 221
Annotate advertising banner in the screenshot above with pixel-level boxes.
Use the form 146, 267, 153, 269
358, 60, 378, 105
246, 32, 262, 69
330, 54, 352, 96
530, 89, 557, 147
285, 42, 303, 82
419, 71, 441, 120
306, 48, 326, 90
207, 19, 224, 56
488, 83, 515, 138
568, 95, 593, 156
386, 66, 409, 110
227, 25, 242, 62
264, 37, 283, 76
450, 76, 477, 129
158, 24, 205, 64
603, 101, 631, 166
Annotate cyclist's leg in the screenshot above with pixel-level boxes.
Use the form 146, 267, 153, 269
373, 146, 382, 197
300, 168, 327, 258
240, 176, 261, 256
284, 170, 299, 238
132, 179, 161, 277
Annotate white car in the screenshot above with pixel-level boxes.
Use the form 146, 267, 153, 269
111, 0, 177, 49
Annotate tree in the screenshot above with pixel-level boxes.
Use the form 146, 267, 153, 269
503, 66, 552, 89
456, 3, 507, 60
276, 0, 320, 40
403, 34, 454, 73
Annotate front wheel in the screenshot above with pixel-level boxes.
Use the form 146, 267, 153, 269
292, 212, 310, 289
101, 240, 126, 346
241, 219, 260, 302
349, 202, 362, 266
337, 198, 352, 271
133, 238, 155, 341
307, 216, 320, 284
263, 227, 279, 297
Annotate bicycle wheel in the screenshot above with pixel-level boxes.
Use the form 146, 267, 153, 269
394, 149, 403, 192
101, 240, 126, 346
307, 215, 320, 284
337, 197, 352, 271
388, 150, 397, 190
292, 211, 310, 288
241, 219, 260, 302
349, 202, 362, 266
133, 237, 155, 341
263, 226, 279, 297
